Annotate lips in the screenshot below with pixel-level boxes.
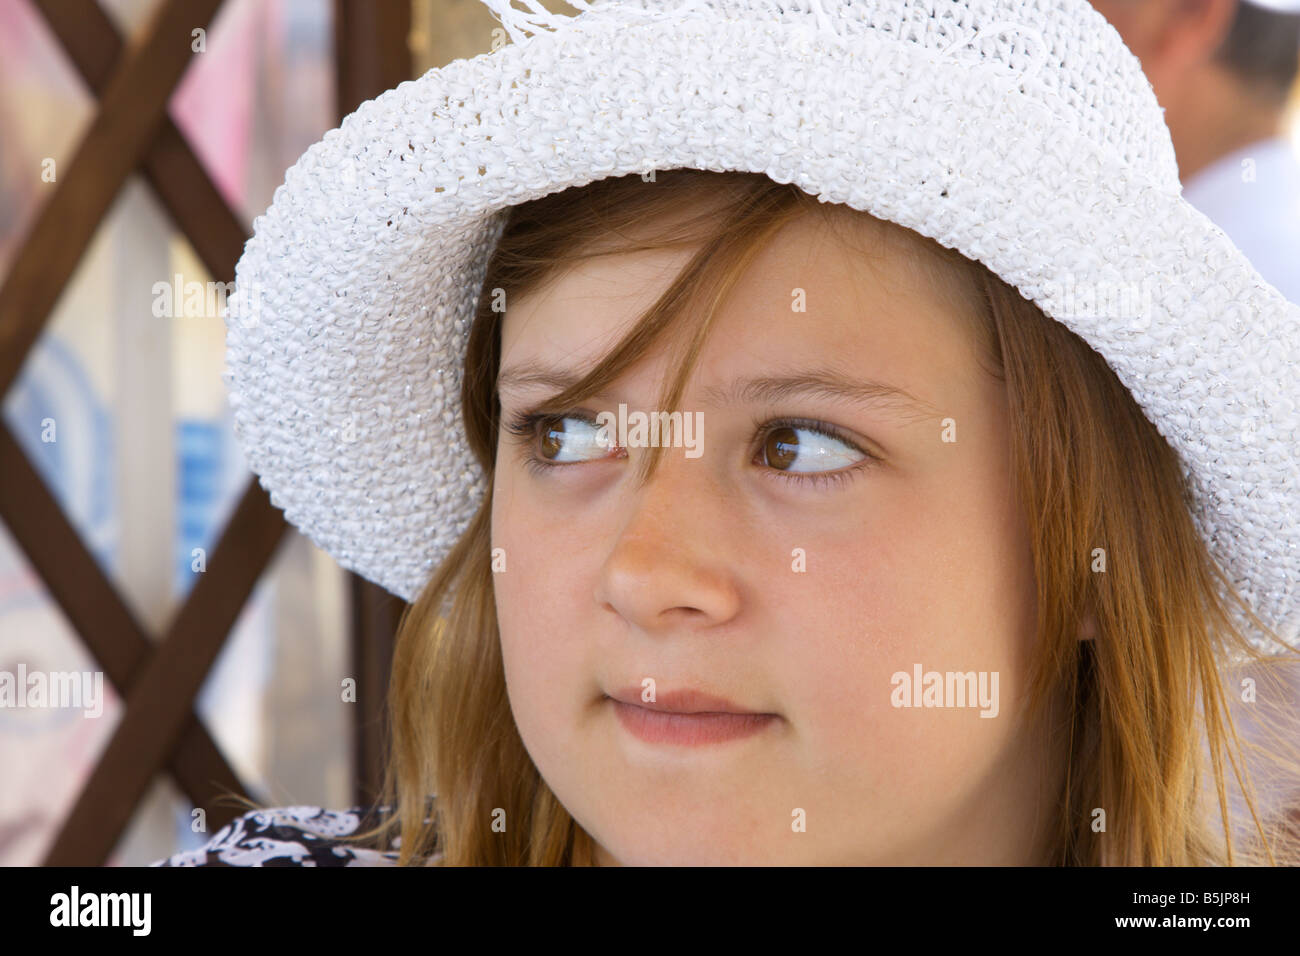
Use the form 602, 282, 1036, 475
604, 686, 780, 746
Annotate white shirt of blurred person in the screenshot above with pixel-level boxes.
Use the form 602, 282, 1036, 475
1092, 0, 1300, 852
1090, 0, 1300, 305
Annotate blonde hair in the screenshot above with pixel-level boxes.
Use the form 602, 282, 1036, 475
330, 168, 1300, 865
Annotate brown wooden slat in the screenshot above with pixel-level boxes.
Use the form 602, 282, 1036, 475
350, 577, 401, 809
32, 0, 249, 284
0, 423, 249, 836
0, 0, 225, 396
336, 0, 413, 811
335, 0, 413, 117
43, 478, 289, 865
144, 123, 248, 281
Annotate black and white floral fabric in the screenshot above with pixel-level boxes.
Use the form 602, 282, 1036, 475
151, 805, 402, 867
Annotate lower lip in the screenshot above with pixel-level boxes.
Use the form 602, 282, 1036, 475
609, 698, 779, 746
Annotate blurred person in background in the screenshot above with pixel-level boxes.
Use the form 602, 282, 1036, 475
1090, 0, 1300, 302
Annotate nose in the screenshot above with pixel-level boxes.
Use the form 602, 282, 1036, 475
593, 448, 743, 634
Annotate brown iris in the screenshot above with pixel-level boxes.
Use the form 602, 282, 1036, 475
539, 417, 565, 460
763, 426, 800, 470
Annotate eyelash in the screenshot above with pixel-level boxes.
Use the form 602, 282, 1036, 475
501, 409, 879, 489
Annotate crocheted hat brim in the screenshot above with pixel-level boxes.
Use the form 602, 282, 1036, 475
225, 12, 1300, 650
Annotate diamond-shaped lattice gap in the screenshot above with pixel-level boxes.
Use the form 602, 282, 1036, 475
168, 0, 336, 231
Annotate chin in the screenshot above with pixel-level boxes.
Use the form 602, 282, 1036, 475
594, 828, 792, 866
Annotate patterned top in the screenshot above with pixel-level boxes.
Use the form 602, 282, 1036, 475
150, 805, 420, 867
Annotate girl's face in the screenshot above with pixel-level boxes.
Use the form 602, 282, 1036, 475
491, 209, 1064, 864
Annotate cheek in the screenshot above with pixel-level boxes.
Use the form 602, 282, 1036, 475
491, 467, 594, 746
785, 447, 1035, 797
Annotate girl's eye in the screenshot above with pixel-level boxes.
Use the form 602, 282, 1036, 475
753, 420, 875, 489
505, 412, 621, 467
757, 423, 863, 472
537, 414, 619, 463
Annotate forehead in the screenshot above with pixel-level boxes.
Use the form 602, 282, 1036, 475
497, 206, 988, 398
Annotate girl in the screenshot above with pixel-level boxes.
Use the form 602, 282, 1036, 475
156, 0, 1300, 866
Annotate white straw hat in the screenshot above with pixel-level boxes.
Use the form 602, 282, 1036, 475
224, 0, 1300, 653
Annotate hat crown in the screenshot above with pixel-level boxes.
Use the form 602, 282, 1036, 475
484, 0, 1180, 188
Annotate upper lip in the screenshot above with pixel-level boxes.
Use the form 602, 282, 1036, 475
606, 685, 774, 715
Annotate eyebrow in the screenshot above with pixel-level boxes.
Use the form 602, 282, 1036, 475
497, 362, 938, 421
